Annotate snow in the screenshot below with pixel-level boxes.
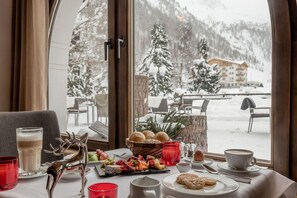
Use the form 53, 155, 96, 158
67, 89, 271, 161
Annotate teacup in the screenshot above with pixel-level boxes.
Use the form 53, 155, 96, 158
224, 149, 257, 170
176, 162, 191, 173
128, 176, 161, 198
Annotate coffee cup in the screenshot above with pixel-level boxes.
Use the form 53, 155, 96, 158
224, 149, 256, 170
128, 176, 161, 198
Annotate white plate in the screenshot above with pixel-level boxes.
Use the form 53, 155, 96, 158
162, 172, 239, 196
62, 167, 91, 180
191, 158, 214, 166
217, 162, 261, 174
19, 169, 47, 180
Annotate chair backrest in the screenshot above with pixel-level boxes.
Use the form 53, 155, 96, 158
152, 98, 168, 113
182, 98, 193, 106
0, 110, 63, 163
201, 99, 210, 114
74, 98, 88, 110
241, 97, 256, 110
95, 94, 108, 116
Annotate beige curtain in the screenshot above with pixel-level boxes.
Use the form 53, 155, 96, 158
11, 0, 49, 111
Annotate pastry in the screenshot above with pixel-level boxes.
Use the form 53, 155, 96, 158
154, 132, 170, 142
200, 177, 217, 186
142, 130, 155, 139
129, 131, 146, 142
183, 178, 205, 190
176, 173, 199, 185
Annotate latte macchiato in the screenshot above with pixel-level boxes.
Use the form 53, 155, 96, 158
17, 128, 43, 173
224, 149, 256, 170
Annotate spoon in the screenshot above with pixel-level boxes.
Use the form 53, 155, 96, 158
201, 164, 252, 184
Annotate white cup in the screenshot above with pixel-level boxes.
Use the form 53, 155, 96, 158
128, 176, 161, 198
224, 149, 257, 170
176, 162, 192, 173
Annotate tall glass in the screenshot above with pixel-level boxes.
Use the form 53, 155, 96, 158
16, 127, 43, 174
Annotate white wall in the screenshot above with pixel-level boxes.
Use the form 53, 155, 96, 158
48, 0, 82, 132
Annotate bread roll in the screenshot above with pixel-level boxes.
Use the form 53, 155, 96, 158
144, 139, 161, 143
194, 150, 204, 161
142, 130, 155, 139
129, 131, 146, 142
154, 132, 170, 142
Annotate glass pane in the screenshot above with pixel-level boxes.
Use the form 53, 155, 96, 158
133, 0, 272, 160
49, 0, 109, 142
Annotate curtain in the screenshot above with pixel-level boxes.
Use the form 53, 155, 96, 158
11, 0, 49, 111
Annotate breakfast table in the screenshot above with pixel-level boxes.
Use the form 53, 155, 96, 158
1, 148, 296, 198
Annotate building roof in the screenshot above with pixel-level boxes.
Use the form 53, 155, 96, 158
208, 57, 249, 67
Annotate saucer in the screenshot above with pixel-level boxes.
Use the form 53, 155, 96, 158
19, 169, 47, 179
191, 158, 214, 166
217, 162, 261, 174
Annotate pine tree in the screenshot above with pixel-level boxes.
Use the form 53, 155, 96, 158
188, 39, 221, 93
138, 23, 173, 96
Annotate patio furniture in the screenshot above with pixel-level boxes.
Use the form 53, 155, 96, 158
151, 98, 169, 114
192, 99, 210, 115
241, 97, 270, 133
0, 110, 63, 163
95, 94, 108, 125
67, 97, 88, 126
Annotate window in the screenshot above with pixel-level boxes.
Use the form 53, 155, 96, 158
48, 0, 125, 150
133, 0, 272, 162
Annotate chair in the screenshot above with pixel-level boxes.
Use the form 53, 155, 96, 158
95, 94, 108, 125
151, 98, 169, 114
67, 97, 88, 126
180, 98, 194, 113
241, 97, 270, 133
192, 99, 210, 115
0, 110, 63, 163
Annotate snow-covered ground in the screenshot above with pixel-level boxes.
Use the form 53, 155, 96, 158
67, 93, 271, 160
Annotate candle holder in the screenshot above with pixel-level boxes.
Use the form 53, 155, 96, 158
45, 132, 88, 198
162, 141, 180, 166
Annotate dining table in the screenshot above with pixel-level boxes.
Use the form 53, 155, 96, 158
1, 148, 296, 198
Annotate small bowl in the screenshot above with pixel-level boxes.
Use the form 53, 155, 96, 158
176, 162, 192, 173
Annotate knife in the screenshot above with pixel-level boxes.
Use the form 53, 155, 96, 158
194, 167, 251, 184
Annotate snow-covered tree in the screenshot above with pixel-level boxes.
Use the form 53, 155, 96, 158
188, 39, 221, 93
67, 0, 108, 97
138, 23, 173, 96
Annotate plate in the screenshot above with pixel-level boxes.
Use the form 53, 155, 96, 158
95, 165, 170, 177
162, 172, 239, 196
217, 162, 261, 174
62, 167, 91, 180
191, 158, 214, 166
19, 169, 47, 180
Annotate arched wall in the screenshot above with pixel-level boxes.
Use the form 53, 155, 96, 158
48, 0, 82, 131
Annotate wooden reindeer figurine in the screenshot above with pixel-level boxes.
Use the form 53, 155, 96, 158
45, 132, 88, 198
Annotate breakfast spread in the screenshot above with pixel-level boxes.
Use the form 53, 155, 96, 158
95, 154, 169, 177
88, 149, 109, 162
176, 173, 217, 190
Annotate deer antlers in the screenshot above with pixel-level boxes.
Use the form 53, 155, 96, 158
44, 132, 80, 156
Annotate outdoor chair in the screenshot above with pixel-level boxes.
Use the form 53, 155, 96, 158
241, 97, 270, 133
151, 98, 169, 114
192, 99, 210, 115
95, 94, 108, 125
180, 98, 194, 113
67, 97, 88, 126
0, 110, 63, 163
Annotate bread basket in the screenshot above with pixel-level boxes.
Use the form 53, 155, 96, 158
125, 138, 163, 158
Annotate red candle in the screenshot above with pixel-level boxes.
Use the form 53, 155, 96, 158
0, 157, 18, 191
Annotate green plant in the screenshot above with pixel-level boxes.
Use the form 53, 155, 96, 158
136, 111, 188, 139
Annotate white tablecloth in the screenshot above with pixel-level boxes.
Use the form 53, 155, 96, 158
1, 148, 296, 198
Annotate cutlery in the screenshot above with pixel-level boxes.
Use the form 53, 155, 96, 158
111, 152, 127, 158
200, 164, 252, 184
